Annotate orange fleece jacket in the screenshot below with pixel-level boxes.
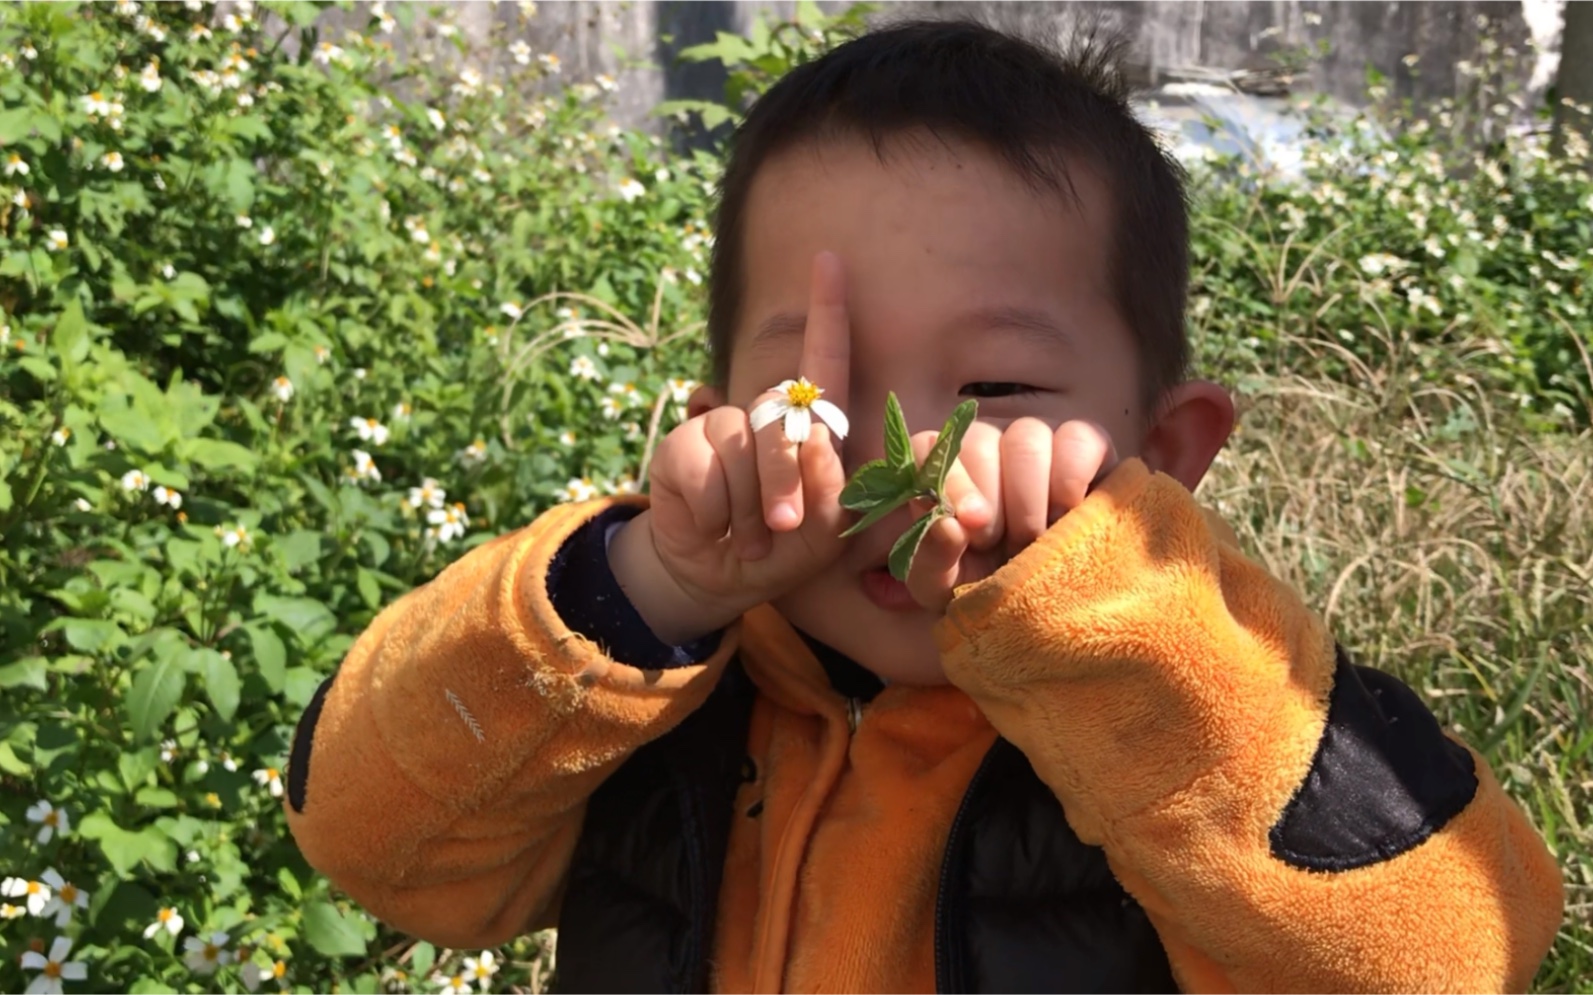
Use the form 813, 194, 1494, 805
285, 459, 1563, 992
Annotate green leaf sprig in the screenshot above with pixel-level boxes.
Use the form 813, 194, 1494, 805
837, 394, 978, 581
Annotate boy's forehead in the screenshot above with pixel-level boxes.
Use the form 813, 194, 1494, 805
737, 131, 1117, 345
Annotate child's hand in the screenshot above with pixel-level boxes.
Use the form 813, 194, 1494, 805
610, 254, 853, 643
900, 418, 1119, 611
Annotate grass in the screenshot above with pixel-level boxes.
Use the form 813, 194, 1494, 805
1200, 318, 1593, 991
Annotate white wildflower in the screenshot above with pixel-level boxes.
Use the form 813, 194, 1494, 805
152, 486, 182, 510
667, 377, 697, 403
1, 877, 51, 917
458, 438, 488, 467
556, 477, 598, 503
408, 478, 446, 510
121, 469, 151, 493
218, 524, 251, 550
569, 355, 599, 380
313, 42, 344, 67
538, 52, 561, 74
617, 177, 645, 203
426, 502, 469, 543
510, 40, 532, 65
272, 376, 293, 402
350, 417, 389, 446
4, 153, 27, 177
595, 73, 617, 92
748, 377, 849, 443
38, 870, 89, 928
345, 449, 381, 486
47, 230, 69, 252
183, 931, 233, 975
463, 951, 500, 987
140, 60, 163, 92
499, 301, 524, 320
599, 396, 625, 420
427, 107, 446, 131
51, 428, 71, 446
21, 936, 86, 995
252, 767, 283, 798
241, 958, 289, 992
558, 430, 576, 446
392, 401, 412, 421
258, 225, 275, 246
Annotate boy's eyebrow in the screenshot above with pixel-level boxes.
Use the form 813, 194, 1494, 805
750, 306, 1074, 353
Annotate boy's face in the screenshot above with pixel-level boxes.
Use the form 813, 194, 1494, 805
707, 132, 1152, 685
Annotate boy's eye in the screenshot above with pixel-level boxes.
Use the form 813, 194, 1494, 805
960, 382, 1041, 398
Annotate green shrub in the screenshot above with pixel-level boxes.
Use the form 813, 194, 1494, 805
1, 1, 713, 991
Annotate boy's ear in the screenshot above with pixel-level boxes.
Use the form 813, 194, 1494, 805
1137, 380, 1235, 493
687, 383, 728, 420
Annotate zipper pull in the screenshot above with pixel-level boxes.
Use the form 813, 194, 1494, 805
846, 697, 863, 733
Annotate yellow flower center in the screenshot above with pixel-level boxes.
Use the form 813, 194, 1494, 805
784, 379, 821, 408
204, 944, 219, 961
43, 811, 59, 826
60, 884, 77, 902
266, 767, 280, 780
272, 961, 286, 978
27, 882, 41, 895
160, 908, 175, 922
45, 962, 62, 979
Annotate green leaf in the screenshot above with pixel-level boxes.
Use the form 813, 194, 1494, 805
0, 656, 47, 691
302, 901, 374, 958
126, 652, 186, 741
410, 941, 436, 977
52, 300, 92, 365
194, 648, 241, 722
838, 460, 914, 511
356, 567, 381, 610
79, 812, 178, 875
255, 594, 335, 644
248, 623, 287, 693
918, 400, 978, 496
184, 437, 258, 474
887, 510, 941, 582
883, 392, 913, 470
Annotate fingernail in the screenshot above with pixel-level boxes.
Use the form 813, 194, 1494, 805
769, 503, 798, 529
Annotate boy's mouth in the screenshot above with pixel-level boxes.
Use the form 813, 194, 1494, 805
860, 566, 920, 612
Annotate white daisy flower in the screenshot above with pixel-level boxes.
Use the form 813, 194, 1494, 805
392, 401, 412, 421
349, 417, 389, 446
510, 40, 532, 65
611, 473, 639, 494
121, 469, 151, 493
426, 502, 469, 543
140, 60, 162, 92
655, 167, 670, 183
1, 903, 23, 919
569, 355, 599, 380
556, 477, 598, 503
21, 936, 86, 994
240, 958, 288, 992
748, 377, 848, 443
219, 524, 251, 549
272, 376, 293, 402
617, 177, 645, 203
252, 767, 283, 798
599, 396, 625, 420
608, 381, 643, 406
81, 91, 113, 116
408, 478, 446, 510
73, 498, 93, 513
143, 907, 184, 939
463, 951, 501, 986
313, 42, 344, 66
183, 931, 233, 975
47, 230, 69, 252
435, 972, 472, 995
458, 438, 488, 467
1, 876, 51, 916
684, 267, 702, 286
4, 153, 27, 176
313, 344, 331, 365
538, 52, 561, 74
595, 73, 617, 92
38, 870, 88, 928
101, 151, 125, 172
558, 430, 576, 446
345, 449, 381, 486
666, 378, 697, 403
51, 427, 71, 446
153, 486, 182, 509
623, 422, 642, 443
427, 107, 446, 131
258, 226, 275, 246
160, 739, 178, 763
499, 301, 524, 320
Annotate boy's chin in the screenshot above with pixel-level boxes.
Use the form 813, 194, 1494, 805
774, 586, 953, 687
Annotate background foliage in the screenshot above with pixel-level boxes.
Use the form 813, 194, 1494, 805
1, 2, 1589, 993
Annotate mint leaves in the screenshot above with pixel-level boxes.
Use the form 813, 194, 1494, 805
838, 394, 978, 581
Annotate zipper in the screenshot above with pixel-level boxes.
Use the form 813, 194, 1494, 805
933, 740, 1004, 994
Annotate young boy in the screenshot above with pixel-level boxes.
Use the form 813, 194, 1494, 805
285, 21, 1563, 993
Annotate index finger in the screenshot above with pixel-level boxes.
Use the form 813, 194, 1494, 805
800, 251, 851, 431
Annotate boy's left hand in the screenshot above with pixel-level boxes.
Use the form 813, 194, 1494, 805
902, 418, 1118, 611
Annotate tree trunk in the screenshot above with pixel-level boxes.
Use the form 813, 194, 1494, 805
1552, 0, 1593, 159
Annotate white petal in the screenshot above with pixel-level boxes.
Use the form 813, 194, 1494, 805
26, 801, 47, 821
60, 963, 87, 981
748, 398, 789, 433
167, 913, 184, 934
54, 811, 68, 834
24, 974, 61, 995
783, 407, 812, 443
143, 921, 160, 939
20, 951, 46, 970
35, 825, 53, 844
183, 937, 204, 952
810, 399, 849, 440
49, 937, 72, 962
53, 905, 70, 927
41, 869, 64, 889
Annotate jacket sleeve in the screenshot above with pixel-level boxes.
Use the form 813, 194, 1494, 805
935, 459, 1563, 993
283, 496, 739, 948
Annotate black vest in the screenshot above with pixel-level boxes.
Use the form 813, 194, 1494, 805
555, 661, 1176, 993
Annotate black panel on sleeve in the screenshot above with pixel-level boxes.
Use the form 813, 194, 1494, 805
1270, 647, 1478, 872
287, 672, 336, 814
545, 504, 724, 670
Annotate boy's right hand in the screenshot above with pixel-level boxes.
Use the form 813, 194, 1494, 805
608, 253, 853, 646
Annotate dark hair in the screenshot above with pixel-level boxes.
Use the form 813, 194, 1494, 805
705, 19, 1191, 414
